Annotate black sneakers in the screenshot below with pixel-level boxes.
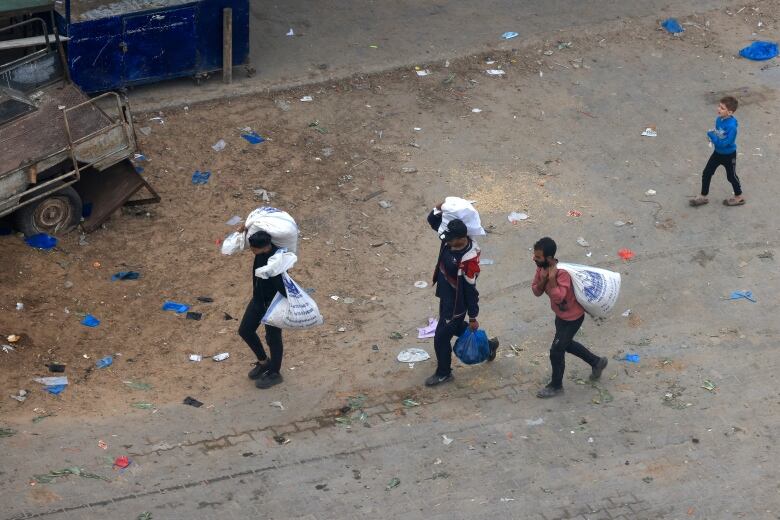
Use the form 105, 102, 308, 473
248, 361, 269, 380
487, 337, 500, 362
255, 371, 283, 389
536, 385, 564, 398
425, 372, 454, 387
590, 357, 608, 381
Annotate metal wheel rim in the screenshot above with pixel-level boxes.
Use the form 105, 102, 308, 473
34, 196, 72, 233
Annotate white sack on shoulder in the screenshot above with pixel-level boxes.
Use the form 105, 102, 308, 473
557, 262, 621, 318
254, 250, 298, 279
221, 231, 246, 255
437, 196, 486, 237
245, 207, 299, 253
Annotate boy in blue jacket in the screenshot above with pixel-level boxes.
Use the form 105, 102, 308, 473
690, 96, 744, 207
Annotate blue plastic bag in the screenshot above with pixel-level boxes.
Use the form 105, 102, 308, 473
96, 356, 113, 369
25, 233, 57, 250
111, 271, 140, 281
661, 18, 683, 34
453, 328, 490, 365
241, 131, 265, 144
191, 170, 211, 185
81, 314, 100, 327
162, 301, 190, 313
739, 41, 778, 61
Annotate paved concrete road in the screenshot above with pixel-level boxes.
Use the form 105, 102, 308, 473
127, 0, 725, 111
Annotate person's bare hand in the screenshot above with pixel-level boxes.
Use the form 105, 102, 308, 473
547, 263, 557, 280
469, 319, 479, 331
435, 201, 444, 211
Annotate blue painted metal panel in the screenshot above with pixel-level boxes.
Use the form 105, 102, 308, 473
122, 7, 197, 84
195, 0, 249, 72
66, 16, 124, 93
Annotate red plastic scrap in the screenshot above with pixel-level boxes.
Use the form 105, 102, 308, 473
618, 248, 635, 260
567, 210, 582, 217
113, 456, 130, 469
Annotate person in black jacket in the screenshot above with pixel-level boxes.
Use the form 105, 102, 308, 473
425, 206, 499, 386
238, 230, 287, 389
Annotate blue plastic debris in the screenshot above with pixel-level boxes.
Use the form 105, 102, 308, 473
192, 170, 211, 185
81, 314, 100, 327
44, 384, 67, 395
82, 202, 93, 218
623, 354, 640, 363
739, 41, 778, 61
24, 233, 57, 250
728, 290, 756, 302
34, 376, 68, 394
241, 131, 265, 145
162, 301, 190, 313
135, 166, 145, 174
453, 329, 491, 365
661, 18, 684, 34
96, 356, 113, 369
501, 31, 519, 40
111, 271, 140, 281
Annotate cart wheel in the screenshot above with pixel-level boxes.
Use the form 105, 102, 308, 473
13, 185, 82, 236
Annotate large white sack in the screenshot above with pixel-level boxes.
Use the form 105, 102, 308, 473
254, 250, 298, 279
557, 262, 621, 318
245, 207, 299, 253
437, 197, 486, 237
262, 273, 323, 329
221, 231, 245, 255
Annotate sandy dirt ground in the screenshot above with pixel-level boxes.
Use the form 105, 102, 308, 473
1, 2, 778, 425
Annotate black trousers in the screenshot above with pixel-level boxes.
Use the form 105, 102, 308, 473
238, 299, 283, 373
433, 303, 467, 376
549, 315, 599, 389
701, 151, 741, 196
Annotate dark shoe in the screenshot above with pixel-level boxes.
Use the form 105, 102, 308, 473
487, 337, 500, 362
255, 371, 283, 389
536, 385, 563, 398
590, 357, 608, 381
425, 372, 453, 387
248, 361, 269, 380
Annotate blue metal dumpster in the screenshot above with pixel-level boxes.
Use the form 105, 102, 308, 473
55, 0, 249, 93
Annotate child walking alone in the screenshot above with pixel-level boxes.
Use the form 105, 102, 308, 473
690, 96, 744, 207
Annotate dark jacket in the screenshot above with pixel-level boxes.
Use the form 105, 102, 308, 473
252, 247, 287, 307
427, 211, 480, 320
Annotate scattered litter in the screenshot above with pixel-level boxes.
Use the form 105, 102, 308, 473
485, 69, 506, 76
416, 69, 431, 77
186, 311, 202, 321
2, 344, 15, 353
188, 354, 202, 362
402, 398, 420, 407
211, 139, 226, 152
378, 200, 393, 209
191, 170, 211, 185
114, 456, 130, 469
728, 290, 756, 303
24, 233, 57, 250
131, 402, 153, 409
500, 497, 516, 502
526, 418, 544, 426
183, 396, 203, 408
253, 188, 272, 201
46, 363, 65, 372
591, 385, 614, 405
32, 466, 109, 484
414, 281, 428, 289
196, 296, 214, 303
661, 18, 684, 34
401, 167, 417, 173
286, 27, 294, 36
480, 258, 495, 265
274, 99, 291, 111
567, 210, 582, 217
95, 356, 113, 369
212, 352, 230, 362
442, 434, 454, 445
397, 348, 430, 363
242, 131, 265, 144
501, 31, 519, 40
645, 189, 657, 196
137, 513, 152, 520
16, 302, 23, 311
162, 301, 189, 313
111, 271, 140, 281
81, 315, 100, 327
7, 335, 20, 343
618, 249, 635, 261
471, 108, 482, 113
138, 126, 152, 136
33, 411, 54, 424
507, 211, 529, 223
386, 477, 401, 490
321, 147, 334, 157
10, 389, 27, 402
622, 354, 640, 363
123, 381, 152, 390
417, 317, 438, 338
98, 440, 108, 450
576, 237, 589, 247
622, 309, 632, 317
273, 435, 290, 445
300, 95, 313, 102
641, 127, 658, 137
739, 41, 778, 61
389, 332, 403, 340
0, 427, 16, 437
701, 380, 717, 392
614, 220, 626, 227
558, 41, 573, 49
270, 401, 285, 410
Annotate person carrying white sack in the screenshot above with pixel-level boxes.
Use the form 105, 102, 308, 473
238, 229, 288, 389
